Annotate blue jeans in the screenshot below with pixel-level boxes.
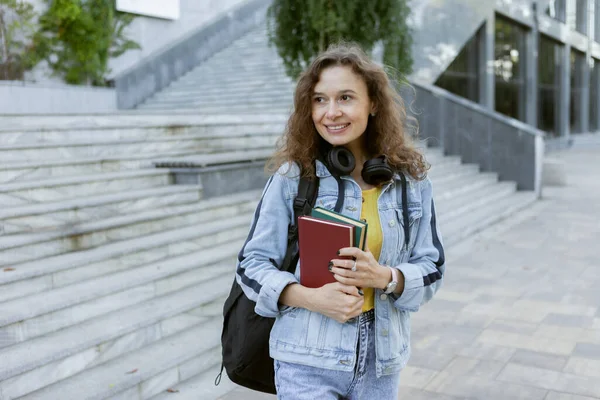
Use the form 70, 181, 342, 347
274, 310, 401, 399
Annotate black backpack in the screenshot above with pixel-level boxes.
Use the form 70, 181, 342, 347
216, 175, 320, 394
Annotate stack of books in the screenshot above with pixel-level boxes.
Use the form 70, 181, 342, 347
298, 207, 368, 288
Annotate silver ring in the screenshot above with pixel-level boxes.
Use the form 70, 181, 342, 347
351, 260, 357, 272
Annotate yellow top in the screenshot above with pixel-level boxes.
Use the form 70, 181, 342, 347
360, 186, 383, 312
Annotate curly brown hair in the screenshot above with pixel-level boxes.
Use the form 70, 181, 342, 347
266, 42, 429, 181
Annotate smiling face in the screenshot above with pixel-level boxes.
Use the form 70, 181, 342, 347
312, 65, 374, 153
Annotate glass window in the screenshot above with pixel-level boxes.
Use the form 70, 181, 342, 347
538, 35, 563, 136
494, 16, 527, 121
590, 58, 599, 131
547, 0, 567, 23
570, 49, 586, 133
434, 25, 482, 103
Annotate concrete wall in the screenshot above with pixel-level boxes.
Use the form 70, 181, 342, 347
22, 0, 249, 83
109, 0, 249, 78
0, 82, 117, 115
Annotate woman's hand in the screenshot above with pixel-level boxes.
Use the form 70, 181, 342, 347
329, 244, 392, 290
310, 282, 364, 323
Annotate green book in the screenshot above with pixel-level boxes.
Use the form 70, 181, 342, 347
310, 207, 368, 251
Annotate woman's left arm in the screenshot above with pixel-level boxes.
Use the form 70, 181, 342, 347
391, 177, 445, 312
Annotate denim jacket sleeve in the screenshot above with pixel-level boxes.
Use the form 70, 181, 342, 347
235, 165, 299, 318
392, 177, 446, 312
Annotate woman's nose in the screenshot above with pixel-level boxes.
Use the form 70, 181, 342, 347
326, 103, 342, 119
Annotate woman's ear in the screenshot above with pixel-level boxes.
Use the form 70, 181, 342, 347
370, 104, 377, 117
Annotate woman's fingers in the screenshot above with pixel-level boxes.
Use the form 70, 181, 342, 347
333, 282, 361, 297
330, 258, 356, 270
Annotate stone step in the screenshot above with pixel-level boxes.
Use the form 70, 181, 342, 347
434, 171, 499, 207
0, 169, 171, 208
442, 191, 538, 247
0, 278, 229, 399
0, 191, 259, 303
149, 356, 238, 400
160, 85, 294, 98
166, 81, 293, 94
0, 141, 277, 182
0, 185, 203, 235
0, 123, 284, 146
138, 100, 293, 111
428, 163, 482, 189
0, 190, 256, 266
0, 132, 279, 163
0, 150, 204, 184
152, 147, 274, 167
438, 181, 516, 223
144, 93, 293, 106
173, 75, 292, 87
0, 114, 288, 139
0, 244, 239, 350
137, 104, 294, 113
186, 66, 289, 80
164, 84, 293, 96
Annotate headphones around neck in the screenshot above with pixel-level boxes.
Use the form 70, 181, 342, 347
322, 145, 394, 186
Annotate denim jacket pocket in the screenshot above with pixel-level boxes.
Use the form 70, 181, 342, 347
395, 205, 422, 253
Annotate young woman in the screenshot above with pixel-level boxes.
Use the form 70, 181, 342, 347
235, 44, 445, 399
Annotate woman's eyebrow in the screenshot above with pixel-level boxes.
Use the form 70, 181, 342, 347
313, 89, 358, 96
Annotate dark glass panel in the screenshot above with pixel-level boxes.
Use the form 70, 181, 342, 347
590, 59, 599, 131
537, 35, 562, 137
570, 49, 586, 133
494, 16, 526, 121
434, 25, 482, 102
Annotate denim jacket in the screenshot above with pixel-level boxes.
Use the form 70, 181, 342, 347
235, 160, 445, 377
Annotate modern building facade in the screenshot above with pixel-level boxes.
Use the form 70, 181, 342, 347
410, 0, 600, 145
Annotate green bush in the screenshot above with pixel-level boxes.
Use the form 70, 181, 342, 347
266, 0, 413, 80
0, 0, 38, 80
32, 0, 140, 86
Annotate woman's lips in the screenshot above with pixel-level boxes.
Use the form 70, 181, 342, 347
325, 123, 350, 134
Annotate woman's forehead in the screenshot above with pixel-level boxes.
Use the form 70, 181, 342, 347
313, 66, 367, 93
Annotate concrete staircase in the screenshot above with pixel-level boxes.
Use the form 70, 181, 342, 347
137, 28, 294, 113
0, 27, 538, 400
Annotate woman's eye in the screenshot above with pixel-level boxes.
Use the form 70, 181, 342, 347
340, 95, 351, 101
314, 97, 325, 103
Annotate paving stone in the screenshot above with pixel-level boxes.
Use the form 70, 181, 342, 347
426, 375, 548, 399
425, 357, 506, 392
399, 366, 439, 389
573, 343, 600, 360
545, 391, 600, 400
397, 387, 468, 400
543, 313, 597, 329
476, 329, 576, 356
509, 349, 569, 371
496, 363, 600, 398
486, 319, 539, 335
563, 357, 600, 379
457, 342, 516, 363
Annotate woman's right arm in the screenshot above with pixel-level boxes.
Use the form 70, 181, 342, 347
236, 170, 301, 318
236, 167, 363, 321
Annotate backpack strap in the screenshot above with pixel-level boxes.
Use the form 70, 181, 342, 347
281, 176, 319, 274
399, 173, 410, 251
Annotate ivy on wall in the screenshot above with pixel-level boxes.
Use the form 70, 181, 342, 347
31, 0, 140, 86
266, 0, 413, 80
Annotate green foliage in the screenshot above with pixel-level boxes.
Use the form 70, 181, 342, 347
0, 0, 38, 80
32, 0, 140, 86
266, 0, 413, 80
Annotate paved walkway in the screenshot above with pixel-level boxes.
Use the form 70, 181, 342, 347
220, 147, 600, 400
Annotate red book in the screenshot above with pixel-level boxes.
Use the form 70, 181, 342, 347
298, 216, 355, 288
